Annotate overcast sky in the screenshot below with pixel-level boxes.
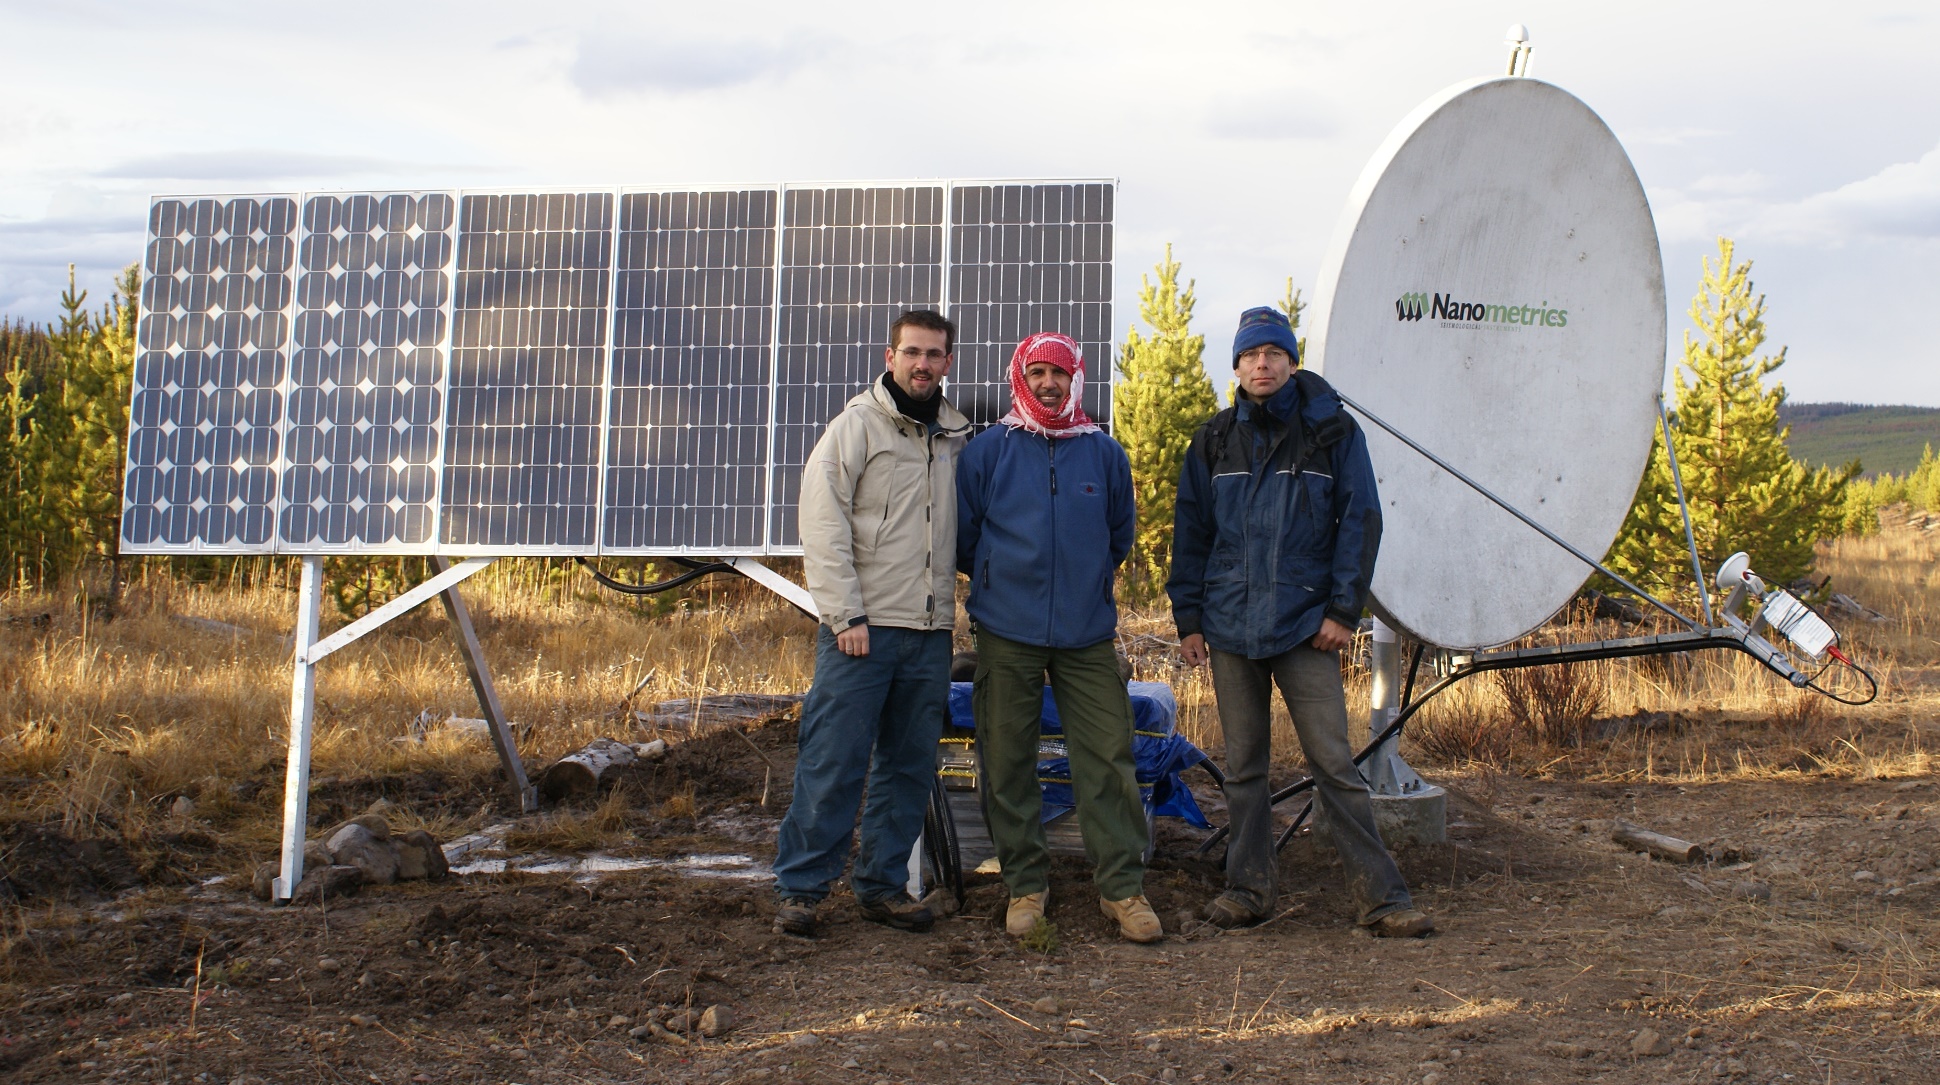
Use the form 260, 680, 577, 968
3, 1, 1936, 405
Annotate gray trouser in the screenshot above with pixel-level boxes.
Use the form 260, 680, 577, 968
1210, 645, 1414, 924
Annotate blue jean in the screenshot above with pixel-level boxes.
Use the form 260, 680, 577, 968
773, 624, 951, 904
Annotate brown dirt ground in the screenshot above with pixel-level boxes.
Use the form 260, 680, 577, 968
3, 714, 1938, 1085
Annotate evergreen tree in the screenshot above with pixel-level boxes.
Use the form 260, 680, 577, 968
0, 265, 140, 584
1606, 238, 1850, 601
1276, 277, 1308, 359
1114, 245, 1217, 597
0, 349, 42, 583
61, 265, 139, 566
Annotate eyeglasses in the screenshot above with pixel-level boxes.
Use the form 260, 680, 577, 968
895, 347, 950, 362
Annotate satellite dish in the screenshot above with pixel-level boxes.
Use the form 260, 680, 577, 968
1308, 77, 1666, 650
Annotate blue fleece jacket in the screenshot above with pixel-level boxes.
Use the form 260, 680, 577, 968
957, 426, 1135, 649
1166, 370, 1382, 659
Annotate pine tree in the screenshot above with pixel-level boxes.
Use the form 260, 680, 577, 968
1276, 277, 1308, 359
1114, 245, 1217, 598
1606, 238, 1850, 602
61, 265, 139, 566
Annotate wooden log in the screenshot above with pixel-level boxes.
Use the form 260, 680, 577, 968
539, 737, 637, 801
1611, 818, 1704, 864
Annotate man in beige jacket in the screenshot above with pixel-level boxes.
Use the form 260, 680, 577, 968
773, 310, 971, 938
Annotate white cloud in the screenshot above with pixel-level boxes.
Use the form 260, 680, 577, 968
1203, 96, 1338, 141
1751, 144, 1940, 242
568, 32, 827, 96
95, 150, 418, 182
1620, 126, 1726, 147
1688, 170, 1772, 195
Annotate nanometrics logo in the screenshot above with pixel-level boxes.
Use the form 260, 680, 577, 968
1395, 291, 1569, 328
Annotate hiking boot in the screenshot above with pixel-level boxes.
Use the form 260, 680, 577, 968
1099, 895, 1163, 943
774, 897, 818, 938
1202, 892, 1266, 930
1369, 908, 1435, 938
1005, 889, 1050, 937
857, 893, 935, 933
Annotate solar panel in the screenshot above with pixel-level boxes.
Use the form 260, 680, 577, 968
119, 180, 1113, 557
605, 189, 776, 552
440, 192, 612, 551
768, 185, 945, 548
949, 183, 1114, 427
280, 193, 453, 551
123, 196, 296, 551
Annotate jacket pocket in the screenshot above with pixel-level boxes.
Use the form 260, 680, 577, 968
1301, 472, 1336, 542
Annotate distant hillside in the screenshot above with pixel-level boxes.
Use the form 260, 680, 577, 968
1779, 402, 1940, 477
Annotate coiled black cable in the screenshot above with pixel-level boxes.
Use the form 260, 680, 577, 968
572, 556, 736, 596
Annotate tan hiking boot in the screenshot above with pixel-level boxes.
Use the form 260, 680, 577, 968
1005, 890, 1050, 937
1369, 908, 1435, 938
1100, 895, 1163, 943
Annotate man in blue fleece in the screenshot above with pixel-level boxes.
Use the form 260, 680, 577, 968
957, 332, 1160, 943
1168, 307, 1433, 937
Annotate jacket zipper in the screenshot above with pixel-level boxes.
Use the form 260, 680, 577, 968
1046, 437, 1057, 644
924, 426, 936, 621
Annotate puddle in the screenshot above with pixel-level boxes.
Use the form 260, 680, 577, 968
450, 852, 769, 883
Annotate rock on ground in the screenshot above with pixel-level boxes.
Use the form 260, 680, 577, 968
392, 829, 448, 881
325, 824, 398, 885
1631, 1027, 1673, 1056
287, 864, 363, 905
699, 1004, 737, 1037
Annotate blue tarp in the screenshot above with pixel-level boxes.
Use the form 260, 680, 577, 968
946, 680, 1209, 828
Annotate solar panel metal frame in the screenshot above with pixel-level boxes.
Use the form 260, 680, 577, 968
120, 178, 1116, 559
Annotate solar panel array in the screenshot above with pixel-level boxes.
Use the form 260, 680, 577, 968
122, 180, 1115, 556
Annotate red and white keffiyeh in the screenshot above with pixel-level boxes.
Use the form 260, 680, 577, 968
997, 332, 1100, 439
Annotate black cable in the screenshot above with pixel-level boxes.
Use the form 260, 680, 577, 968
1400, 639, 1425, 712
572, 556, 736, 596
1808, 654, 1880, 706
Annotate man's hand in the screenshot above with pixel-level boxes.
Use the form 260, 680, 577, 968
1311, 618, 1354, 653
835, 623, 870, 657
1178, 633, 1209, 667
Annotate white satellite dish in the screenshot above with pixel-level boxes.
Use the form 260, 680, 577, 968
1308, 77, 1666, 650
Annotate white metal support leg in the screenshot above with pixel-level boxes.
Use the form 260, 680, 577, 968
273, 557, 324, 903
906, 833, 924, 900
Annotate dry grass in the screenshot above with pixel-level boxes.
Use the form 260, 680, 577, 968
1, 521, 1934, 858
1116, 518, 1940, 784
0, 560, 814, 849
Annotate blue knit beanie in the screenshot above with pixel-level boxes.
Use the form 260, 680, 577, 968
1232, 306, 1300, 368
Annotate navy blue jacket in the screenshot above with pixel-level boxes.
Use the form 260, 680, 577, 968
957, 426, 1135, 649
1166, 371, 1382, 659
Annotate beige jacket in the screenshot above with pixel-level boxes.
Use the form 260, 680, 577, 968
799, 378, 971, 633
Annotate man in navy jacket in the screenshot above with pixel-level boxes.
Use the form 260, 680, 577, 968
1168, 306, 1432, 937
958, 332, 1161, 943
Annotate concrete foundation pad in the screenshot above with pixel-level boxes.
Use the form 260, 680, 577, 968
1312, 785, 1448, 851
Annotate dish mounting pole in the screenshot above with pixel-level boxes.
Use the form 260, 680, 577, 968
1360, 617, 1445, 846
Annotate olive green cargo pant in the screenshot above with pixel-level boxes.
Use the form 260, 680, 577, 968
973, 630, 1148, 902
